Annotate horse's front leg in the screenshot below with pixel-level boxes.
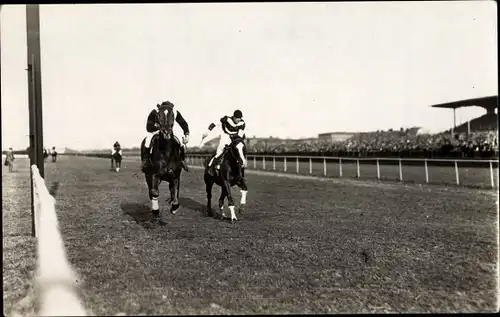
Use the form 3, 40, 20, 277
169, 178, 180, 214
147, 174, 161, 223
223, 180, 237, 222
238, 178, 248, 214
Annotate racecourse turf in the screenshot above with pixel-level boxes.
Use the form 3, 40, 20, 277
2, 155, 499, 314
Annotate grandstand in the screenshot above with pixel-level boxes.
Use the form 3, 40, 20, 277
431, 95, 498, 134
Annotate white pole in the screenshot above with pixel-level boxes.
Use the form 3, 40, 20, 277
399, 159, 403, 181
376, 158, 380, 180
284, 157, 287, 172
356, 159, 360, 178
323, 158, 327, 176
273, 156, 276, 171
253, 156, 256, 169
339, 158, 343, 177
296, 156, 299, 173
454, 160, 460, 185
490, 161, 495, 189
425, 159, 429, 183
309, 157, 312, 174
262, 156, 266, 170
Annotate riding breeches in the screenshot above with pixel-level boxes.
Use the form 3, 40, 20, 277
215, 133, 233, 158
111, 149, 123, 155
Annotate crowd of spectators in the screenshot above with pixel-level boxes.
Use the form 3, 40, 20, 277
191, 127, 498, 159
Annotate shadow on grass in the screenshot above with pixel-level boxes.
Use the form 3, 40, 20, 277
49, 181, 60, 197
120, 202, 155, 229
179, 196, 208, 217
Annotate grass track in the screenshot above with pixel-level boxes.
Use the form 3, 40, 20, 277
2, 156, 499, 314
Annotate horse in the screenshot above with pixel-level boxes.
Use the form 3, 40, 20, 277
204, 138, 248, 222
51, 148, 57, 162
111, 151, 122, 172
140, 109, 184, 225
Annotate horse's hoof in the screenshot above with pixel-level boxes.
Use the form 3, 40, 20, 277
231, 217, 237, 222
171, 204, 180, 214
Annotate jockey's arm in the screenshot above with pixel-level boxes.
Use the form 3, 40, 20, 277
146, 110, 159, 133
175, 111, 190, 136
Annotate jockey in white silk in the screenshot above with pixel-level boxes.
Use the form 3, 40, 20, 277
142, 101, 190, 171
203, 110, 247, 170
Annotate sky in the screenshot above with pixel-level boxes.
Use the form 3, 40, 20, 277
1, 2, 497, 151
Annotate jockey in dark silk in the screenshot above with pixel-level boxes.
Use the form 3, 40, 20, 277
142, 101, 190, 172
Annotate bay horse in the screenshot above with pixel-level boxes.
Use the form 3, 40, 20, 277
111, 151, 122, 172
51, 147, 57, 162
204, 138, 248, 222
111, 143, 123, 172
140, 109, 183, 225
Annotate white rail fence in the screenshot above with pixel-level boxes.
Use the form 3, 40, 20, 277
187, 154, 499, 189
31, 165, 87, 316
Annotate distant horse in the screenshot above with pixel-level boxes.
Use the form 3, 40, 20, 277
111, 144, 123, 172
111, 151, 122, 172
4, 150, 15, 173
140, 109, 184, 225
204, 138, 248, 221
51, 148, 57, 162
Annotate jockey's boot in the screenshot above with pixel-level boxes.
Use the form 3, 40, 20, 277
180, 146, 189, 172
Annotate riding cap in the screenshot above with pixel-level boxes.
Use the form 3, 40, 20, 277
233, 110, 243, 119
158, 101, 174, 109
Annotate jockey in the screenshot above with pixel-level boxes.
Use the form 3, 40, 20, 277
203, 110, 247, 171
111, 141, 122, 156
142, 101, 190, 171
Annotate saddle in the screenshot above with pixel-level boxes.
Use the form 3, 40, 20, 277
148, 133, 181, 154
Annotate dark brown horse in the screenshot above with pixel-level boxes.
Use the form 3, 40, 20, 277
140, 109, 183, 225
204, 138, 248, 221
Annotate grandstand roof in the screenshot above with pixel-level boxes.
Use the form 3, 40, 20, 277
430, 95, 498, 111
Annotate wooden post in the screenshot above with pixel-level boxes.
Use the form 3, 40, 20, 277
376, 159, 380, 180
339, 158, 343, 177
424, 159, 429, 183
26, 5, 44, 237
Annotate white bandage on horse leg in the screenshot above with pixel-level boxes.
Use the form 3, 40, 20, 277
229, 205, 237, 220
240, 190, 247, 204
152, 197, 159, 211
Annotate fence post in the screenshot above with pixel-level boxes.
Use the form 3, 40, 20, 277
262, 156, 266, 170
284, 157, 287, 172
273, 156, 276, 171
356, 159, 360, 178
253, 156, 256, 169
490, 161, 495, 189
339, 158, 343, 177
399, 159, 403, 181
454, 160, 460, 185
296, 156, 299, 173
376, 158, 380, 180
309, 157, 312, 174
323, 157, 327, 176
425, 159, 429, 183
